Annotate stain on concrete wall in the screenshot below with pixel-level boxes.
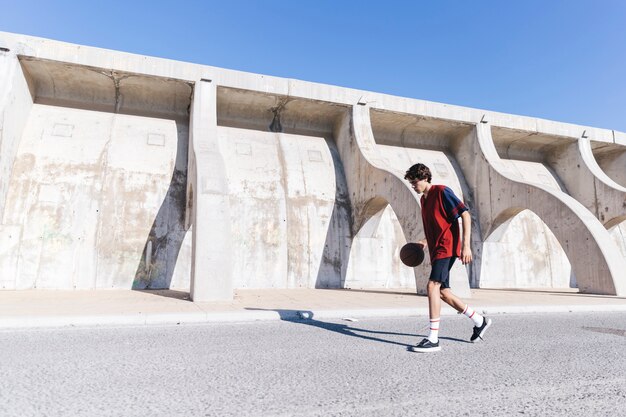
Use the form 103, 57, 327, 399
132, 121, 191, 290
317, 138, 352, 288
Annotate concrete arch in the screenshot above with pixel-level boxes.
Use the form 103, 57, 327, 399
482, 207, 574, 289
353, 196, 389, 233
455, 123, 625, 295
333, 104, 471, 296
488, 207, 525, 235
344, 196, 415, 289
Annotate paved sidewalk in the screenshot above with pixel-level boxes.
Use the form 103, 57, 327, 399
1, 287, 625, 329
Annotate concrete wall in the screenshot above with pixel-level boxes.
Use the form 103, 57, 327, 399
1, 104, 190, 289
0, 51, 33, 222
0, 50, 34, 286
218, 126, 343, 288
460, 124, 625, 295
0, 32, 624, 298
0, 36, 192, 291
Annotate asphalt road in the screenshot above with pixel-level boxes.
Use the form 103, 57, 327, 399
0, 312, 625, 417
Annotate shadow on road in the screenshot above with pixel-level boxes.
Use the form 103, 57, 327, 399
245, 308, 470, 349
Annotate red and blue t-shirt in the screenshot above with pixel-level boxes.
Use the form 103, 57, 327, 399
420, 185, 468, 262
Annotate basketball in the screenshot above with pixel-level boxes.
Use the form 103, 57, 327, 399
400, 242, 425, 267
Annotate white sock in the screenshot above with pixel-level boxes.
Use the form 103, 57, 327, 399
428, 318, 440, 343
462, 305, 484, 327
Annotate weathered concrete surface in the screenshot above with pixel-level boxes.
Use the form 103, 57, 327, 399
0, 31, 624, 299
218, 127, 343, 289
1, 104, 190, 290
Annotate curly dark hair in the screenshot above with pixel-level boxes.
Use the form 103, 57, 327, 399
404, 163, 432, 183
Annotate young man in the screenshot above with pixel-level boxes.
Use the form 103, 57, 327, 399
404, 163, 491, 353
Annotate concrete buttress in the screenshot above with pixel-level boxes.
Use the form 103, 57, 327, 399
455, 123, 625, 296
187, 80, 234, 301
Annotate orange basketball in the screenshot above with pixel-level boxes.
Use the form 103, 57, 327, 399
400, 242, 425, 267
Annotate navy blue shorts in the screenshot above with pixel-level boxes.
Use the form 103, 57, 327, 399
429, 257, 456, 289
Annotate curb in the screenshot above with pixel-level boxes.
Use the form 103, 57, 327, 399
1, 304, 626, 330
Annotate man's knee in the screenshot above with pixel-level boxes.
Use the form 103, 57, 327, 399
427, 280, 441, 292
440, 289, 452, 302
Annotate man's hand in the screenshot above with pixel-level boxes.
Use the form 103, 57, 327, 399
461, 244, 473, 265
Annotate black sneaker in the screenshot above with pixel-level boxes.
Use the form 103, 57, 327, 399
410, 338, 441, 353
470, 317, 492, 342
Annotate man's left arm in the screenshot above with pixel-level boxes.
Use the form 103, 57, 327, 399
460, 211, 472, 265
441, 187, 472, 264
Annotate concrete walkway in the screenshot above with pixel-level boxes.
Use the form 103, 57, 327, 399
1, 288, 626, 330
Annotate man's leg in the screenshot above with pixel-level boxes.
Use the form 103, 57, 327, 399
439, 288, 465, 313
440, 288, 492, 342
411, 258, 454, 353
427, 280, 442, 343
440, 288, 484, 325
411, 279, 443, 352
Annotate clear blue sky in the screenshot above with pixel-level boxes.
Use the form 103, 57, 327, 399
2, 1, 625, 131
